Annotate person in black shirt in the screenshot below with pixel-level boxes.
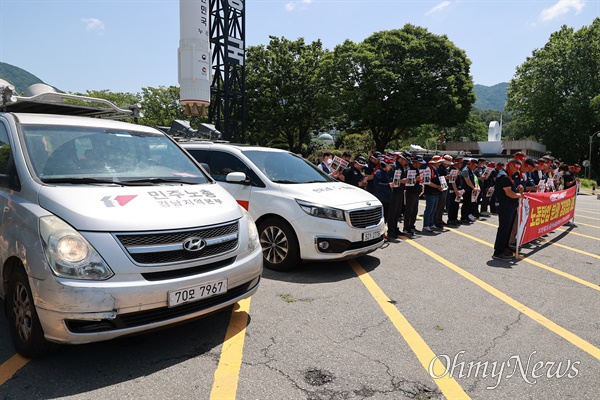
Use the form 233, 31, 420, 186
434, 155, 452, 227
343, 156, 369, 188
403, 156, 424, 235
422, 156, 444, 233
492, 159, 524, 260
373, 157, 395, 239
388, 152, 410, 237
447, 156, 464, 225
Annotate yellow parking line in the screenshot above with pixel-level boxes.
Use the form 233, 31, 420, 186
474, 220, 600, 263
349, 260, 470, 400
554, 228, 600, 241
537, 238, 600, 259
577, 209, 600, 215
449, 224, 600, 291
575, 214, 600, 221
0, 354, 29, 386
573, 222, 600, 229
210, 298, 252, 400
400, 239, 600, 361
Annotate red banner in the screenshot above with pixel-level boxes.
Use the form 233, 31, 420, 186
516, 186, 578, 246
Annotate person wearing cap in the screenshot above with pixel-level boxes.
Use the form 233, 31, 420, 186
373, 157, 396, 239
403, 156, 424, 235
470, 158, 488, 218
388, 152, 409, 237
492, 158, 524, 260
422, 156, 444, 233
433, 155, 452, 227
562, 163, 577, 189
479, 161, 495, 216
446, 156, 465, 225
489, 162, 504, 214
460, 159, 479, 223
343, 156, 369, 188
364, 151, 381, 194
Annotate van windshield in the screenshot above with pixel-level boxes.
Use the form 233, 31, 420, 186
21, 125, 209, 184
242, 150, 334, 184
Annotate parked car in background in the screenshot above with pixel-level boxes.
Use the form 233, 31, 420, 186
181, 142, 385, 271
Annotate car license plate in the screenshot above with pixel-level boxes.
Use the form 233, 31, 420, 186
362, 230, 380, 241
168, 279, 228, 308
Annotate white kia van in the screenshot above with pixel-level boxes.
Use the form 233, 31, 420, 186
181, 142, 385, 271
0, 82, 262, 358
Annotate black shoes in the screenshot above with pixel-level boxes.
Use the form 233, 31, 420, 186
492, 253, 514, 260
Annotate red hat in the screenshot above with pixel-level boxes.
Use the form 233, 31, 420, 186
487, 162, 496, 168
429, 155, 443, 163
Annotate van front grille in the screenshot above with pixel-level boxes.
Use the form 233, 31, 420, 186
348, 207, 383, 228
115, 221, 239, 266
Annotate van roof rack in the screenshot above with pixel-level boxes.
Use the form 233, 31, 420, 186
1, 83, 142, 120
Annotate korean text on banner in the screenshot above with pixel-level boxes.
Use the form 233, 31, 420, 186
516, 186, 577, 246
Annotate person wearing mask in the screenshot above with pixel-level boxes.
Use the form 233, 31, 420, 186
403, 156, 424, 235
489, 162, 504, 214
473, 158, 488, 218
434, 154, 452, 227
343, 156, 369, 188
317, 152, 333, 174
422, 156, 444, 233
388, 152, 410, 238
373, 157, 395, 239
364, 151, 381, 194
460, 159, 479, 224
492, 159, 524, 260
447, 156, 464, 226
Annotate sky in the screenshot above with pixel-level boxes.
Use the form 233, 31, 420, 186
0, 0, 598, 94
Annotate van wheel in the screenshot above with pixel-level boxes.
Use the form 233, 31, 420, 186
258, 218, 300, 271
6, 267, 58, 358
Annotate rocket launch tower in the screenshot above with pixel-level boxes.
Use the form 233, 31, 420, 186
178, 0, 245, 142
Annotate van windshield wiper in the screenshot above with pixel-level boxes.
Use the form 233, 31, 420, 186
41, 177, 128, 186
118, 178, 198, 185
270, 179, 300, 184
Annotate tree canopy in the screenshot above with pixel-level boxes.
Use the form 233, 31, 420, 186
506, 18, 600, 164
323, 25, 475, 151
245, 36, 331, 154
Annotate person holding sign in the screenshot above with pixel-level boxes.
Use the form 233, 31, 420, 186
422, 156, 444, 233
373, 158, 395, 239
492, 159, 524, 260
403, 155, 424, 235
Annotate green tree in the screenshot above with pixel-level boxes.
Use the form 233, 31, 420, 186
506, 18, 600, 164
245, 37, 331, 155
324, 25, 475, 151
139, 86, 190, 129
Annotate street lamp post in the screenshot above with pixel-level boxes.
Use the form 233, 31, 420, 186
589, 131, 600, 179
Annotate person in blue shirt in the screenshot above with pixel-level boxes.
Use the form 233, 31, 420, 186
492, 159, 524, 260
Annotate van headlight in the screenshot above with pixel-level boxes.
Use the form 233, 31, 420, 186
241, 207, 260, 252
296, 199, 345, 221
40, 216, 114, 280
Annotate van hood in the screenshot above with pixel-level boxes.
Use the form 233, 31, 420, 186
38, 184, 242, 231
278, 182, 381, 210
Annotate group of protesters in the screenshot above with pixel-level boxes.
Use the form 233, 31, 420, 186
318, 149, 581, 258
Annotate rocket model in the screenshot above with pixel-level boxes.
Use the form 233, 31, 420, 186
178, 0, 211, 117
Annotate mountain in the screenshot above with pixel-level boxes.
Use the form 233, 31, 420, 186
473, 82, 508, 112
0, 62, 47, 94
3, 61, 509, 112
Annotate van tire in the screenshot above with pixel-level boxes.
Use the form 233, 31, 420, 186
258, 218, 300, 271
6, 267, 59, 358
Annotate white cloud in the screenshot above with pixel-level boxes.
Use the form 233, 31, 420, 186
540, 0, 585, 22
81, 18, 105, 33
285, 0, 313, 12
425, 1, 451, 17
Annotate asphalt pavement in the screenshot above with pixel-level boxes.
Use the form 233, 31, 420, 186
1, 195, 598, 399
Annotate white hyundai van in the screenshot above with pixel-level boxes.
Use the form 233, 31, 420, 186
0, 82, 262, 358
181, 142, 385, 271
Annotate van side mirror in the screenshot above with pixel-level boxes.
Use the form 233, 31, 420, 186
226, 172, 250, 185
